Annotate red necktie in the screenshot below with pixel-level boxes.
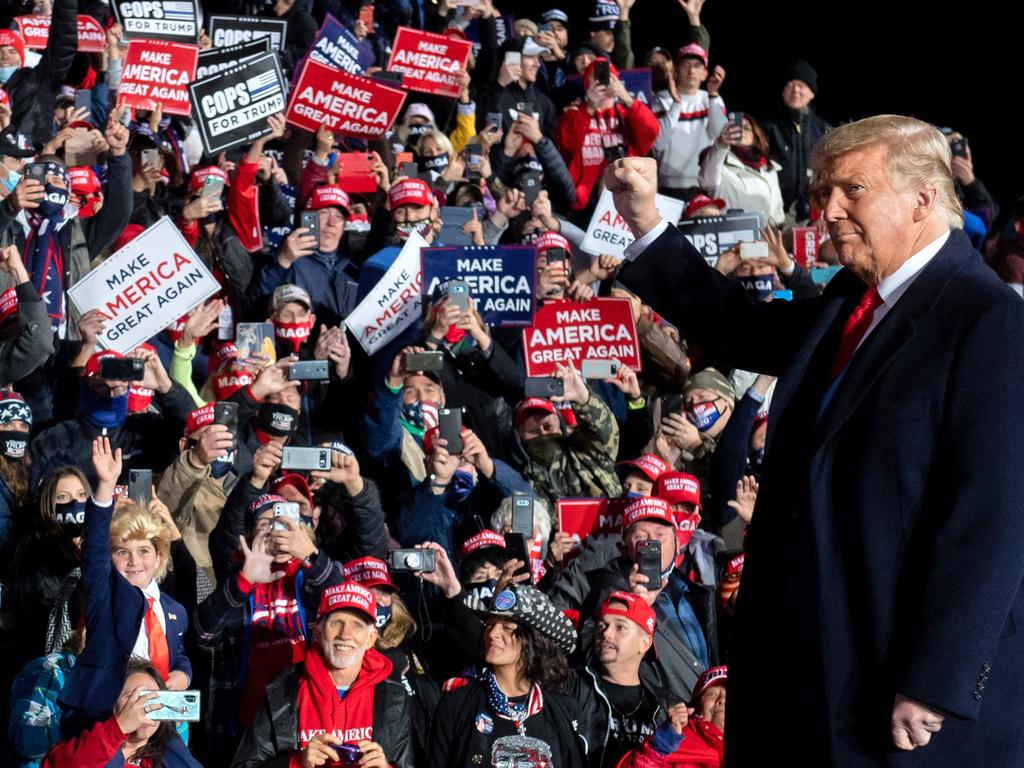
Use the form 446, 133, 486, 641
829, 286, 883, 382
145, 596, 170, 681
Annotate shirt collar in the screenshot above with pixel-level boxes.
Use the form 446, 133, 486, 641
142, 578, 161, 600
876, 230, 951, 307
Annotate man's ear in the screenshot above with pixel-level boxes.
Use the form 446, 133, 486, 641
309, 313, 317, 329
911, 184, 939, 223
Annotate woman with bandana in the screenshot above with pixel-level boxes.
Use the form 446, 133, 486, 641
426, 584, 586, 768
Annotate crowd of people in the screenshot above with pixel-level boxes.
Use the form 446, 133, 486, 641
0, 0, 1016, 766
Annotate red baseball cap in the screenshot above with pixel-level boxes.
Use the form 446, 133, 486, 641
616, 454, 670, 483
683, 193, 726, 219
189, 165, 229, 193
69, 166, 101, 195
272, 472, 313, 510
694, 665, 728, 697
209, 343, 238, 373
0, 30, 25, 67
654, 472, 702, 509
185, 403, 215, 436
460, 530, 506, 558
309, 184, 350, 213
318, 582, 377, 623
622, 496, 675, 530
514, 397, 557, 428
676, 43, 708, 66
599, 591, 657, 637
533, 231, 572, 256
388, 178, 434, 209
344, 556, 398, 592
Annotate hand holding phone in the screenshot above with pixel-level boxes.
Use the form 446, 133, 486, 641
300, 211, 321, 250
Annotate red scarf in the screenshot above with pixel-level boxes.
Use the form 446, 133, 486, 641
732, 146, 769, 171
295, 645, 393, 753
238, 560, 307, 726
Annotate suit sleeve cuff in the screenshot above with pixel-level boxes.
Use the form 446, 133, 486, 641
623, 219, 669, 262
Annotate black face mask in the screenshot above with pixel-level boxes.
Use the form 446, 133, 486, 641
407, 122, 433, 141
0, 430, 27, 458
418, 153, 450, 175
740, 276, 774, 302
55, 498, 86, 537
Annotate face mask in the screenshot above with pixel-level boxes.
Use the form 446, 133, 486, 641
407, 122, 433, 141
467, 578, 498, 606
401, 400, 426, 430
394, 218, 433, 241
674, 512, 701, 548
375, 603, 392, 629
79, 383, 130, 429
419, 154, 449, 174
2, 169, 21, 193
54, 499, 86, 536
274, 320, 312, 354
524, 433, 562, 464
39, 184, 70, 218
686, 400, 722, 432
255, 403, 299, 440
623, 489, 644, 499
451, 467, 476, 502
740, 276, 774, 302
0, 432, 27, 458
0, 66, 17, 84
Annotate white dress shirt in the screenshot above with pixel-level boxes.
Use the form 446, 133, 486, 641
131, 578, 167, 662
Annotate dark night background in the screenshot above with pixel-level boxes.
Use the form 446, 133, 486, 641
520, 0, 1022, 226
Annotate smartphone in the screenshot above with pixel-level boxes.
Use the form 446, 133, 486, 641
950, 137, 968, 159
511, 492, 534, 536
273, 501, 301, 531
99, 356, 146, 382
300, 211, 321, 250
74, 89, 92, 120
465, 143, 483, 182
447, 280, 471, 312
140, 690, 201, 722
119, 106, 132, 127
520, 172, 542, 206
524, 376, 563, 398
603, 144, 626, 163
503, 533, 534, 585
594, 59, 610, 86
399, 161, 419, 180
504, 51, 522, 68
663, 392, 684, 415
213, 400, 238, 451
338, 744, 364, 765
388, 548, 436, 573
739, 241, 770, 259
544, 247, 567, 266
128, 469, 153, 506
405, 350, 444, 372
202, 175, 225, 199
486, 112, 502, 133
437, 408, 463, 454
288, 360, 329, 381
281, 446, 331, 471
141, 148, 160, 169
635, 540, 663, 591
581, 359, 620, 379
25, 163, 46, 184
515, 101, 535, 118
216, 303, 234, 341
728, 111, 744, 130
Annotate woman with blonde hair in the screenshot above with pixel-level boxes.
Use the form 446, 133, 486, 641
57, 437, 193, 738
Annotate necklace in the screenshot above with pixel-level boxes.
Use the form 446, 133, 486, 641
609, 686, 645, 719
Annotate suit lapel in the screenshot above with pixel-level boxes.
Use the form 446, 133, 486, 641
812, 231, 970, 447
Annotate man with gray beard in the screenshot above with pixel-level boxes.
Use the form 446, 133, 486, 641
231, 582, 412, 768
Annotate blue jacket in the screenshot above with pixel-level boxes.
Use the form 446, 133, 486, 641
259, 250, 360, 326
57, 498, 191, 735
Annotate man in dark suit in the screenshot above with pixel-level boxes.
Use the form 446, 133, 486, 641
603, 115, 1024, 766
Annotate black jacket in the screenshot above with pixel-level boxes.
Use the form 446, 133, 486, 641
477, 81, 558, 141
3, 0, 78, 148
763, 107, 831, 220
230, 662, 412, 768
426, 678, 588, 768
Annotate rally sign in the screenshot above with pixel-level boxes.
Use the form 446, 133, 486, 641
195, 39, 269, 80
522, 298, 641, 377
308, 14, 368, 74
15, 15, 106, 52
581, 188, 685, 259
286, 59, 406, 140
678, 212, 765, 266
421, 245, 536, 327
120, 39, 198, 116
67, 218, 221, 354
112, 0, 200, 43
347, 232, 428, 355
189, 53, 287, 155
386, 27, 472, 98
557, 498, 629, 558
208, 16, 288, 51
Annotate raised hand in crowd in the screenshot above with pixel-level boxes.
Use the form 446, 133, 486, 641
129, 344, 174, 394
270, 516, 316, 562
0, 245, 30, 285
427, 437, 460, 492
727, 475, 759, 524
313, 324, 352, 379
180, 298, 224, 348
240, 529, 285, 584
249, 355, 298, 399
678, 0, 706, 24
250, 440, 284, 488
310, 445, 363, 496
106, 107, 130, 156
762, 225, 795, 273
460, 428, 495, 479
603, 363, 642, 401
190, 424, 234, 468
92, 435, 123, 503
550, 362, 590, 406
453, 297, 492, 350
415, 541, 462, 597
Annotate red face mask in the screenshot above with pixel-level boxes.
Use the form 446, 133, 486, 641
675, 511, 702, 549
128, 383, 154, 413
274, 321, 312, 353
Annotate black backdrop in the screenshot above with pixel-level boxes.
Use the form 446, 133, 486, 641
517, 1, 1021, 221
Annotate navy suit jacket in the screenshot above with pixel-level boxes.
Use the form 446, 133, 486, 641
620, 225, 1024, 766
58, 498, 191, 733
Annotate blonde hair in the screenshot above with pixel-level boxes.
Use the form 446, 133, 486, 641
109, 502, 173, 582
810, 114, 963, 229
376, 593, 417, 650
